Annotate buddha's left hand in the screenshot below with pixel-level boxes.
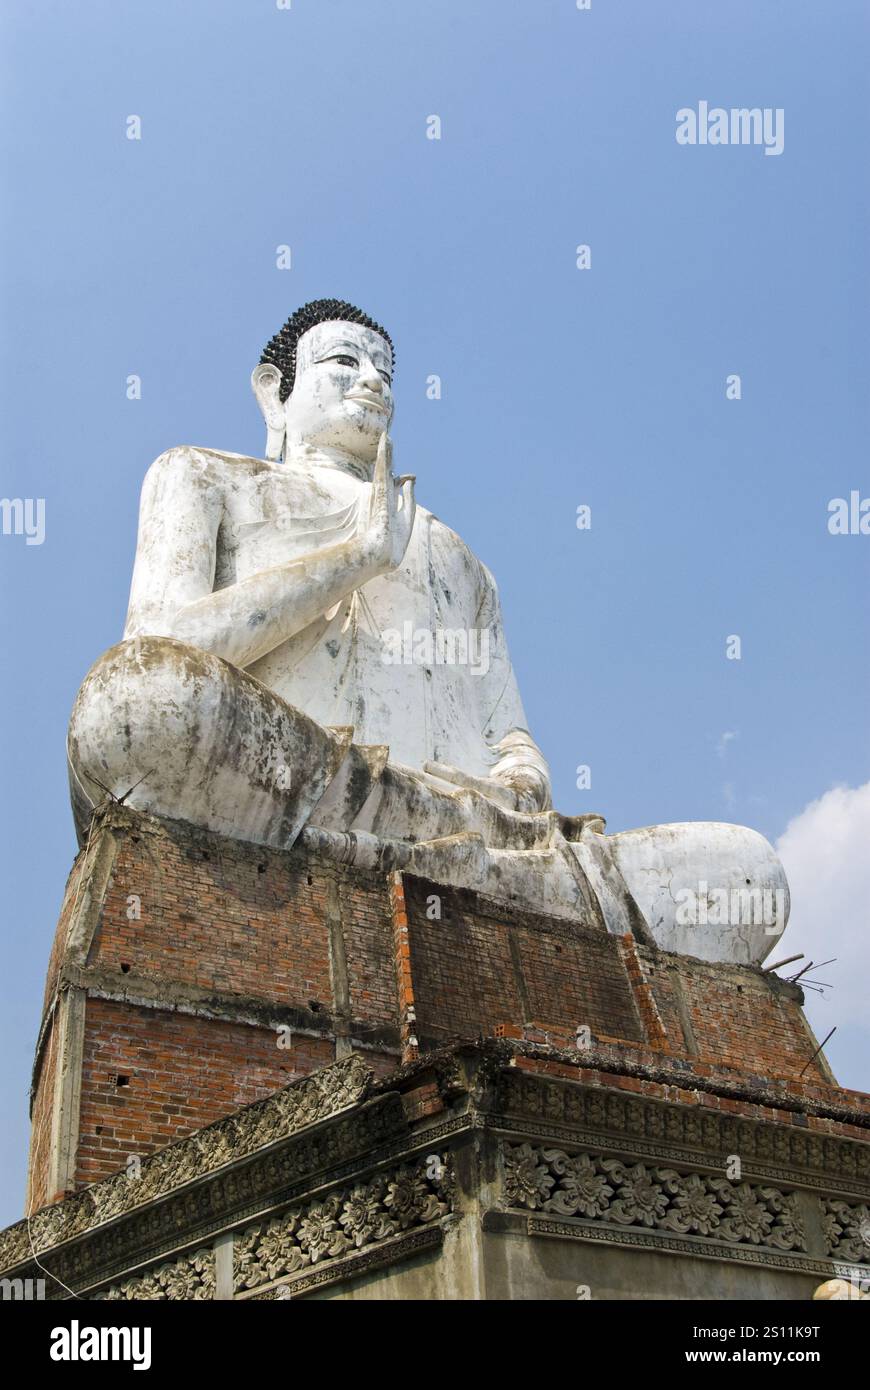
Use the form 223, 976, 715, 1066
422, 761, 548, 814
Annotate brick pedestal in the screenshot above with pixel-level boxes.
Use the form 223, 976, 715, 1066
27, 803, 837, 1214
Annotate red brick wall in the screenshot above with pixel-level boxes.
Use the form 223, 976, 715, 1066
642, 951, 829, 1083
403, 876, 644, 1048
75, 998, 335, 1186
93, 830, 336, 1006
338, 874, 398, 1028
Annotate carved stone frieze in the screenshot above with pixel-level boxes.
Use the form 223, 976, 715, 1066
95, 1247, 214, 1301
245, 1226, 444, 1300
22, 1093, 409, 1298
234, 1155, 452, 1294
4, 1047, 869, 1301
494, 1071, 870, 1196
502, 1142, 807, 1251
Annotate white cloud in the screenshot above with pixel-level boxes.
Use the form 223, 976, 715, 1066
717, 730, 739, 759
775, 782, 870, 1041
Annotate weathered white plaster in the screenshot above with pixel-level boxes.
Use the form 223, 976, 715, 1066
608, 822, 789, 964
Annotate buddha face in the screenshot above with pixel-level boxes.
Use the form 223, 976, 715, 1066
278, 320, 394, 463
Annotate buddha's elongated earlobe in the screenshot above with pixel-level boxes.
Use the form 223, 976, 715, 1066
251, 363, 286, 461
264, 418, 286, 462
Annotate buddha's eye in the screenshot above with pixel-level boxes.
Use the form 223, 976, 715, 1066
323, 354, 358, 369
379, 371, 392, 386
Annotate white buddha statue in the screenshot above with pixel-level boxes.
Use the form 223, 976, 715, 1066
67, 299, 789, 963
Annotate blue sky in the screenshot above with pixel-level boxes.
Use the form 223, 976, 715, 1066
0, 0, 867, 1226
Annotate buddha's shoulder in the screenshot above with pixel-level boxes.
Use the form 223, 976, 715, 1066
416, 509, 493, 584
418, 506, 462, 545
144, 445, 275, 488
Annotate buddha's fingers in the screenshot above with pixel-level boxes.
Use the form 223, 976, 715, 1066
390, 475, 416, 567
395, 474, 415, 507
423, 760, 519, 811
362, 433, 397, 575
368, 432, 392, 526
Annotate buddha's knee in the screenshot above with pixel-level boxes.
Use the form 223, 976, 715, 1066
69, 637, 240, 806
67, 635, 349, 848
608, 821, 789, 963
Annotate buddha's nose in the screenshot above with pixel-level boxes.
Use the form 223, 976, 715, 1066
358, 361, 384, 393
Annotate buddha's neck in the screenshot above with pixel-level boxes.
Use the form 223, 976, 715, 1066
283, 441, 373, 483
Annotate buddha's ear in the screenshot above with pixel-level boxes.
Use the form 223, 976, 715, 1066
251, 362, 283, 419
251, 363, 286, 461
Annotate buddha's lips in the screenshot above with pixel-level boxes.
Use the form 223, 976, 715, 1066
345, 393, 389, 412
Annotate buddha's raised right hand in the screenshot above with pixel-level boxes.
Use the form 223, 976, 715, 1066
361, 432, 416, 574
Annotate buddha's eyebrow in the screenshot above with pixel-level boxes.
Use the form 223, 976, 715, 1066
316, 339, 391, 367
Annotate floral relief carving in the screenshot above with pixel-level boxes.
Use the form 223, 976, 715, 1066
821, 1199, 870, 1265
543, 1151, 613, 1220
96, 1247, 214, 1301
499, 1144, 554, 1210
233, 1157, 451, 1293
659, 1171, 723, 1236
502, 1143, 806, 1252
600, 1160, 674, 1228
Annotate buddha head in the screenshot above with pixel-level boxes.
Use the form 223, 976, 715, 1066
252, 298, 395, 465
